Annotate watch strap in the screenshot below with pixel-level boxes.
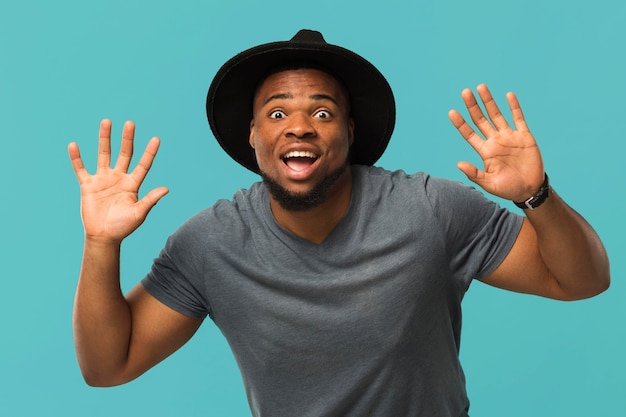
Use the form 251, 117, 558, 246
513, 173, 550, 210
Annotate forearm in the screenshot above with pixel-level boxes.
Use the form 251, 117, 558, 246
525, 190, 610, 299
72, 237, 132, 386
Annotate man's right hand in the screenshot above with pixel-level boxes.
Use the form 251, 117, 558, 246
68, 119, 169, 244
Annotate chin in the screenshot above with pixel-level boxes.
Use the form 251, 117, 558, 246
260, 164, 349, 212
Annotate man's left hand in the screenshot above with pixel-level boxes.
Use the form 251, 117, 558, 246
448, 84, 545, 202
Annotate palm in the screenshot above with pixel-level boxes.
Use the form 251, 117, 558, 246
69, 120, 168, 243
449, 85, 544, 202
79, 169, 145, 238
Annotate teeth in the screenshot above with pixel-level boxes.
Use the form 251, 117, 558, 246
283, 151, 318, 159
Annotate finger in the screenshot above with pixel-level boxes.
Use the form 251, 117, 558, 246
506, 92, 530, 132
68, 142, 90, 182
448, 109, 486, 154
130, 136, 161, 185
461, 88, 496, 138
114, 120, 135, 172
476, 84, 511, 131
97, 119, 113, 169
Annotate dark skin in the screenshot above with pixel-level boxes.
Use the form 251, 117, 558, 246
249, 69, 354, 243
449, 85, 609, 299
68, 71, 609, 386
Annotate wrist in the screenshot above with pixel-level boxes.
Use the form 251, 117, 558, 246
84, 234, 123, 248
513, 173, 550, 210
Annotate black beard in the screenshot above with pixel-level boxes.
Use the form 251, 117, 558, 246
261, 163, 350, 212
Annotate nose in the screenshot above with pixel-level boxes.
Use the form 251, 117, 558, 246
285, 112, 316, 139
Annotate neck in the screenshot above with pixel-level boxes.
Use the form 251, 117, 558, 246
269, 168, 353, 244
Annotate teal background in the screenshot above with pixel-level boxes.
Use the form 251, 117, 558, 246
1, 0, 624, 415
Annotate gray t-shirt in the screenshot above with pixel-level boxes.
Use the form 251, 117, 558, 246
143, 165, 523, 417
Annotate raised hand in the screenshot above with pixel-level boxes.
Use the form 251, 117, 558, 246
68, 119, 169, 244
448, 84, 545, 202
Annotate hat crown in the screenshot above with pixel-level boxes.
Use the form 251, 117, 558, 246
290, 29, 327, 44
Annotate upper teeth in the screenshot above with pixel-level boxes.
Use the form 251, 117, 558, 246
283, 151, 317, 159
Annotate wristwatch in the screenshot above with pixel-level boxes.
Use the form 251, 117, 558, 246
513, 174, 550, 210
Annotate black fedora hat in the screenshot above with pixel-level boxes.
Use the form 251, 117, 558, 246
206, 29, 396, 174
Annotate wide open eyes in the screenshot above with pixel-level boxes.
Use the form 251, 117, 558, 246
314, 110, 330, 119
269, 110, 286, 119
268, 109, 333, 120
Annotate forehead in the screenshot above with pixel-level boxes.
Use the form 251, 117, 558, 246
254, 68, 350, 106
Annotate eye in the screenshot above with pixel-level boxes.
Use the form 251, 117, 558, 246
314, 110, 331, 119
269, 110, 286, 119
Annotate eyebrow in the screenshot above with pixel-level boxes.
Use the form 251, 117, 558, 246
262, 93, 339, 106
310, 94, 339, 105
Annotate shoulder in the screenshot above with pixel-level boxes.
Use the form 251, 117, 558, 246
169, 181, 267, 247
191, 181, 265, 221
353, 164, 472, 202
353, 164, 428, 191
354, 164, 520, 226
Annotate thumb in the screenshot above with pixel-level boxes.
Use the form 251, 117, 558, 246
457, 162, 482, 183
137, 186, 169, 216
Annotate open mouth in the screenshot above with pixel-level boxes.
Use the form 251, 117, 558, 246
281, 150, 319, 172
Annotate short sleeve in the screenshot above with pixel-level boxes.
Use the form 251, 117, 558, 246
423, 176, 524, 290
142, 214, 212, 320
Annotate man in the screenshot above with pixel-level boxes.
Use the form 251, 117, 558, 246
68, 30, 609, 416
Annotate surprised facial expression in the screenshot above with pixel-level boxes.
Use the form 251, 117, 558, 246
249, 68, 354, 209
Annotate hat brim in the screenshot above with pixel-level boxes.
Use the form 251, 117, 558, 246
206, 32, 396, 174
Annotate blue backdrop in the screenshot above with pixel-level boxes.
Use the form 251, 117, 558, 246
1, 0, 624, 415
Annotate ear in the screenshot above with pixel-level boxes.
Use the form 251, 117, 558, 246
348, 117, 355, 146
249, 119, 255, 149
